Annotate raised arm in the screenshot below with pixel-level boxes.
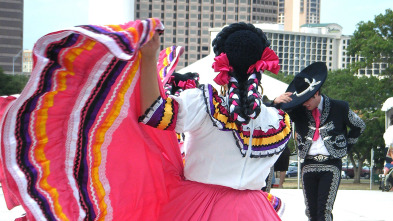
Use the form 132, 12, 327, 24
140, 33, 161, 112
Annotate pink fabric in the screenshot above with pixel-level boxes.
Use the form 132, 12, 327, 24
177, 79, 196, 90
0, 19, 181, 221
312, 108, 321, 141
0, 96, 20, 210
158, 180, 281, 221
212, 53, 233, 85
247, 48, 280, 74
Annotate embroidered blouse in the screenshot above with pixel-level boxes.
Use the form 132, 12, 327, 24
140, 84, 291, 190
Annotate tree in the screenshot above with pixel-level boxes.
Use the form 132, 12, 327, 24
0, 68, 29, 96
347, 9, 393, 77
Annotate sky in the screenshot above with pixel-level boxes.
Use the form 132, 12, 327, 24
23, 0, 393, 50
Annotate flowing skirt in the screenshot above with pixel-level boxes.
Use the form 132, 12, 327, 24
0, 19, 281, 221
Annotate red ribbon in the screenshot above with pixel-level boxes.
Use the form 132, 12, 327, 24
247, 47, 280, 74
212, 53, 233, 85
178, 79, 197, 90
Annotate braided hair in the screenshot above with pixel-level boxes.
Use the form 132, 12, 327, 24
212, 23, 271, 125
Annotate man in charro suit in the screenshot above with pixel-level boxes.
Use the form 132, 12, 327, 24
274, 62, 365, 221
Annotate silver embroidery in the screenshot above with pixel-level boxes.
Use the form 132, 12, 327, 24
298, 120, 315, 159
302, 164, 340, 221
320, 95, 331, 125
348, 138, 357, 145
335, 135, 347, 148
322, 132, 347, 158
348, 109, 365, 145
348, 110, 365, 132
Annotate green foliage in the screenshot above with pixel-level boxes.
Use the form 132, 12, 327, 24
347, 9, 393, 77
0, 68, 29, 96
324, 69, 393, 111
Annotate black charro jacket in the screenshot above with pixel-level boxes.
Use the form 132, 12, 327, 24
284, 95, 365, 159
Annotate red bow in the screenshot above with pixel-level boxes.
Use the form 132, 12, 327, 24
212, 53, 233, 85
247, 48, 280, 74
178, 79, 197, 90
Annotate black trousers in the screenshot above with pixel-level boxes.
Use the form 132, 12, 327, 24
301, 158, 342, 221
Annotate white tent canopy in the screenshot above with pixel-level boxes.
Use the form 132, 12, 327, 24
178, 54, 288, 101
382, 97, 393, 112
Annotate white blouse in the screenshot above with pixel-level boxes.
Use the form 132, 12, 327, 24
140, 84, 291, 190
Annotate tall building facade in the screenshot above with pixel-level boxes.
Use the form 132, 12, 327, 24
278, 0, 320, 31
251, 0, 278, 23
0, 0, 23, 74
135, 0, 279, 69
22, 49, 32, 74
204, 23, 387, 76
258, 23, 387, 76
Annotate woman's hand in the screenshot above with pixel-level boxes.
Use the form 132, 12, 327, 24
274, 92, 293, 104
140, 32, 160, 58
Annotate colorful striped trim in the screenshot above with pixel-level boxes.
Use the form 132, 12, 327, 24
156, 46, 185, 98
201, 84, 291, 158
1, 18, 163, 220
266, 192, 284, 216
139, 96, 178, 131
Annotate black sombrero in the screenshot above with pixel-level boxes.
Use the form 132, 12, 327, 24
280, 62, 327, 110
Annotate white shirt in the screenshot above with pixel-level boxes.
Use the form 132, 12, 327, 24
307, 96, 330, 156
171, 88, 287, 190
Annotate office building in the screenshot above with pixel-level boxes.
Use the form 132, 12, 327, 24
22, 49, 32, 74
278, 0, 320, 31
183, 22, 386, 81
251, 0, 279, 23
257, 23, 387, 76
135, 0, 281, 69
0, 0, 23, 74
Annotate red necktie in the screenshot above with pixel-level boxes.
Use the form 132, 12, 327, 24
312, 108, 320, 141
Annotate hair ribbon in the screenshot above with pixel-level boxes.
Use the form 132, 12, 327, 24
247, 47, 280, 74
212, 53, 233, 85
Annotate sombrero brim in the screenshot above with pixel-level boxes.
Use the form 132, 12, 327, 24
280, 62, 327, 110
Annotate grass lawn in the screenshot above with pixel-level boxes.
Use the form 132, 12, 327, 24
281, 177, 382, 190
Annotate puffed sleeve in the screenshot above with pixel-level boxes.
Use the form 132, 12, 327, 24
139, 88, 207, 133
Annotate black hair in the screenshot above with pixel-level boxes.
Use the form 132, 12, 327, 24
212, 22, 270, 125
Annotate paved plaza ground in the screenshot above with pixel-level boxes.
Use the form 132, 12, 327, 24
271, 188, 392, 221
1, 186, 392, 220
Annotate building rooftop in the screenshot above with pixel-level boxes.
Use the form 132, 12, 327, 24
300, 23, 340, 28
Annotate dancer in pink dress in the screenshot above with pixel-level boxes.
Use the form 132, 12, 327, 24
139, 22, 291, 220
0, 19, 290, 220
